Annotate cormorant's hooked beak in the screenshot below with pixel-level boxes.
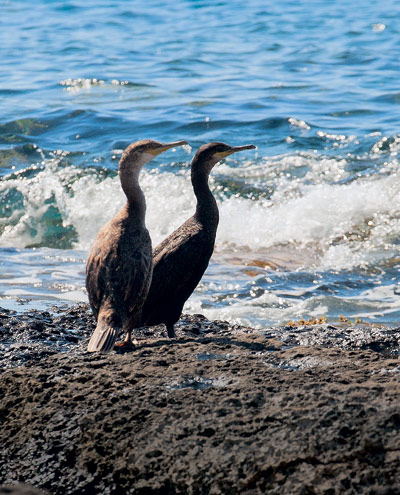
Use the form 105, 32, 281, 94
150, 140, 188, 156
215, 144, 257, 158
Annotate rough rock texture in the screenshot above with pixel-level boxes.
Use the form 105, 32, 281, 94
0, 485, 50, 495
1, 305, 400, 494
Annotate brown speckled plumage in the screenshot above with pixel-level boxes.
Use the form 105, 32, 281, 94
86, 139, 187, 352
141, 142, 256, 338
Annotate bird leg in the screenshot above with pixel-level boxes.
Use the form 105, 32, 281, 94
117, 331, 135, 348
166, 324, 176, 338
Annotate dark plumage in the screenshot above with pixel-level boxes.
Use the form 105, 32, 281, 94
86, 139, 187, 352
140, 142, 256, 338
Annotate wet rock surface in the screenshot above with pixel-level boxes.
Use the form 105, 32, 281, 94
1, 305, 399, 494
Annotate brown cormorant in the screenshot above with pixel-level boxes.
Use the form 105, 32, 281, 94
140, 142, 256, 338
86, 139, 187, 352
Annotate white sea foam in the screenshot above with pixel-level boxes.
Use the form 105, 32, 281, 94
59, 78, 107, 92
218, 170, 400, 269
185, 278, 400, 328
1, 155, 400, 275
0, 159, 195, 250
288, 117, 310, 130
185, 287, 327, 328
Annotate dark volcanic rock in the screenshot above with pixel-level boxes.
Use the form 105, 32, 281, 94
0, 305, 399, 494
0, 485, 50, 495
266, 322, 400, 356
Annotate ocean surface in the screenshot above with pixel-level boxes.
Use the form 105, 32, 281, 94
1, 0, 400, 328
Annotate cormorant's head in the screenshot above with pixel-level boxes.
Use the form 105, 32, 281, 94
120, 139, 188, 171
192, 142, 256, 173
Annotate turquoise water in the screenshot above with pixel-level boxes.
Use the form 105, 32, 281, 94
1, 0, 400, 326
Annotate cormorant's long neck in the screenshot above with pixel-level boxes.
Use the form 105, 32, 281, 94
192, 167, 219, 231
119, 167, 146, 222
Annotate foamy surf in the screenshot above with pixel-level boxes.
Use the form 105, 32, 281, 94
1, 153, 400, 271
1, 151, 400, 325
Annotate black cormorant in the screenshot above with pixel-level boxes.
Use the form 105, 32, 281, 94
86, 139, 187, 352
140, 142, 256, 338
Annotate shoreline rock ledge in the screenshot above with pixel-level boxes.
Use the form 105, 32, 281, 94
0, 304, 399, 494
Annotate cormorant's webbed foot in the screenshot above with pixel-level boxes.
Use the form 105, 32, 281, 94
115, 332, 135, 349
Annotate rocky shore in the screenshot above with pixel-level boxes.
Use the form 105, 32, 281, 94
1, 304, 399, 494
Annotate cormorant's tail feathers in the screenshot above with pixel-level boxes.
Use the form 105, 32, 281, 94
87, 322, 119, 352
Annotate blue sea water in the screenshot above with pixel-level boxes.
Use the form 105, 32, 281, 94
1, 0, 400, 327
